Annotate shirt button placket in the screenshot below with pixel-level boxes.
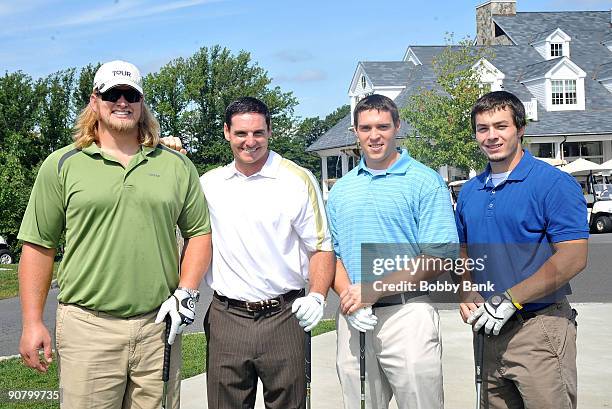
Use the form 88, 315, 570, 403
486, 190, 495, 216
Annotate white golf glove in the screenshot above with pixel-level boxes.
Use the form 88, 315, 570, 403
347, 307, 378, 332
292, 292, 325, 332
155, 289, 196, 345
468, 291, 516, 336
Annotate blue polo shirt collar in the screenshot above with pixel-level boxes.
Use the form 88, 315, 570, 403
478, 149, 536, 190
357, 148, 412, 176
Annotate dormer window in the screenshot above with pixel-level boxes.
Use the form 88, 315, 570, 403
551, 79, 577, 105
530, 28, 571, 60
521, 57, 585, 111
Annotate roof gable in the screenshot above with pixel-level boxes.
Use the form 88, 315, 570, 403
359, 61, 414, 87
530, 27, 571, 45
348, 63, 373, 96
473, 58, 506, 82
403, 47, 423, 65
521, 57, 586, 82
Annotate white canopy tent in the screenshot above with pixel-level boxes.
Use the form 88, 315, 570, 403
536, 157, 566, 167
600, 159, 612, 175
560, 158, 604, 176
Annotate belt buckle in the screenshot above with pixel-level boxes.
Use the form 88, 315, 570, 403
245, 301, 262, 312
245, 298, 281, 312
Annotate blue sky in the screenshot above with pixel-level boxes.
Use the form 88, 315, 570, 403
0, 0, 609, 119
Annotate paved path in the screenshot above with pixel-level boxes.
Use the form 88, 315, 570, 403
181, 304, 612, 409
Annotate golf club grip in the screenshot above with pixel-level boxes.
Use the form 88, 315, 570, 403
163, 318, 172, 382
305, 331, 312, 382
475, 329, 484, 384
359, 332, 365, 380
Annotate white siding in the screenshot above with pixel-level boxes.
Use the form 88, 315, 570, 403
601, 79, 612, 95
376, 89, 403, 101
353, 74, 372, 95
533, 41, 547, 59
524, 79, 547, 110
551, 64, 577, 78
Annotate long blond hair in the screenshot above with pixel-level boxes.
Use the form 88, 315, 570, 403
73, 98, 160, 149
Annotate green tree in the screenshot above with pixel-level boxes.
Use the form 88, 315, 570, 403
38, 69, 77, 154
0, 72, 43, 148
278, 104, 351, 178
73, 63, 100, 112
144, 58, 188, 139
0, 133, 39, 255
401, 37, 491, 172
145, 45, 297, 173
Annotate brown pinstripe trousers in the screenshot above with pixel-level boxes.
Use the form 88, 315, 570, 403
204, 295, 306, 409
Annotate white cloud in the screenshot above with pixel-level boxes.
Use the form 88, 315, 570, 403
47, 0, 224, 29
274, 49, 314, 63
275, 69, 327, 83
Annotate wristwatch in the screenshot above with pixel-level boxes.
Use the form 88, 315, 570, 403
178, 287, 200, 302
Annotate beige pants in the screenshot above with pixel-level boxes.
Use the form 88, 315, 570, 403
336, 300, 443, 409
479, 301, 578, 409
55, 303, 181, 409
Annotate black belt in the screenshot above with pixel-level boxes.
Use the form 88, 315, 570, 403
510, 303, 555, 322
214, 289, 304, 312
372, 291, 428, 308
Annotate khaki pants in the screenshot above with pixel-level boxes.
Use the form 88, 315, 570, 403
55, 303, 181, 409
478, 301, 577, 409
336, 300, 443, 409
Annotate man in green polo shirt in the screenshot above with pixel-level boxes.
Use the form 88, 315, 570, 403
17, 60, 212, 409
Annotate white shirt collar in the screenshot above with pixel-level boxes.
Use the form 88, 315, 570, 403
223, 150, 281, 180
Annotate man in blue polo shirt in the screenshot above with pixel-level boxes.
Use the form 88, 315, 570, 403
456, 91, 588, 409
327, 94, 458, 409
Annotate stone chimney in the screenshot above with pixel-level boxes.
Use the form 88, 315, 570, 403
476, 0, 517, 45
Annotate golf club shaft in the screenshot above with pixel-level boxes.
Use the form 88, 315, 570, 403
162, 318, 172, 409
475, 328, 484, 409
305, 331, 311, 409
360, 331, 365, 409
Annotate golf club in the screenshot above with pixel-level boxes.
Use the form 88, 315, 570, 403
360, 331, 366, 409
305, 331, 312, 409
162, 317, 172, 409
475, 328, 484, 409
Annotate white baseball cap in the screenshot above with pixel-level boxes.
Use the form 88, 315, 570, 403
93, 60, 143, 95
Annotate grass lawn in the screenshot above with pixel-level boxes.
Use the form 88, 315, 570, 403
0, 263, 59, 300
0, 319, 336, 407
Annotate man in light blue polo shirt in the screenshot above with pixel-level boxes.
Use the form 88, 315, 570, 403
456, 91, 588, 409
327, 94, 458, 409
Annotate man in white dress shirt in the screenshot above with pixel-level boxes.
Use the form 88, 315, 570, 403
200, 97, 335, 409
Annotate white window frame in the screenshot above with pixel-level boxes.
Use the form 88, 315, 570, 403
550, 43, 563, 57
551, 79, 577, 106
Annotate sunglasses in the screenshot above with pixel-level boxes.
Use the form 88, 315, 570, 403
97, 88, 142, 103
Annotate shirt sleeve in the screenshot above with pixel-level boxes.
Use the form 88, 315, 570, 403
544, 172, 589, 243
455, 191, 468, 244
292, 168, 332, 252
417, 180, 460, 259
18, 155, 65, 248
177, 159, 211, 238
325, 189, 341, 259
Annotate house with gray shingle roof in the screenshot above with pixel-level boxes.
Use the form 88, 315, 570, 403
307, 0, 612, 200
